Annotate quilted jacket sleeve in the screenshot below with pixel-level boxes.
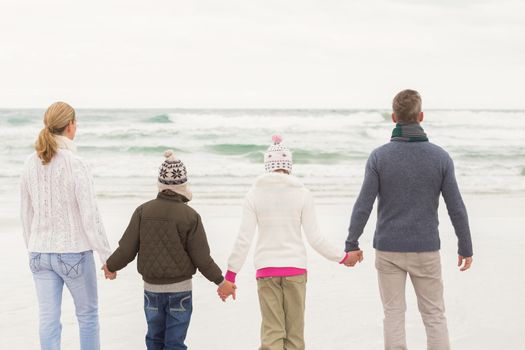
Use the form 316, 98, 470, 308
186, 213, 224, 285
106, 207, 141, 273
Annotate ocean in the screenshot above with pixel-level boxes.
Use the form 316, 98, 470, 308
1, 109, 525, 204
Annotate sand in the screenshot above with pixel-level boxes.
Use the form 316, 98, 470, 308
1, 194, 524, 349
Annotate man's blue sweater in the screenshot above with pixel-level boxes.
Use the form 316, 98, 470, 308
345, 140, 473, 257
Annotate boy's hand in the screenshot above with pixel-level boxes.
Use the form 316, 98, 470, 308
217, 280, 237, 302
101, 264, 117, 280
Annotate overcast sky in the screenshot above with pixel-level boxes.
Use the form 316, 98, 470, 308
0, 0, 524, 109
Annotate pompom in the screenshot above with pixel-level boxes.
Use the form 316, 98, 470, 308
272, 134, 282, 144
164, 149, 174, 159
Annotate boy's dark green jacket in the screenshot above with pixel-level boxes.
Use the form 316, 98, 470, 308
106, 191, 224, 285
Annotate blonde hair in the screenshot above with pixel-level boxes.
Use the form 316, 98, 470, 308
35, 102, 76, 164
392, 89, 422, 123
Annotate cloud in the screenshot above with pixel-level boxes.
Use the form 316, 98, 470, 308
0, 0, 524, 108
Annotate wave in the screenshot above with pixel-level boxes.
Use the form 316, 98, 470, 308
6, 116, 39, 125
380, 112, 391, 121
81, 129, 179, 140
78, 145, 185, 154
205, 143, 368, 164
206, 144, 267, 155
2, 108, 525, 201
245, 152, 264, 163
455, 150, 525, 161
292, 150, 366, 164
145, 114, 172, 124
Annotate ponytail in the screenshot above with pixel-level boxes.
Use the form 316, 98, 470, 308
35, 127, 59, 165
35, 102, 76, 165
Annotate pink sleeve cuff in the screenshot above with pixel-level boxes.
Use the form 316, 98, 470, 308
225, 270, 237, 283
339, 252, 349, 264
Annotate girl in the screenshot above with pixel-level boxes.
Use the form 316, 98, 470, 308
220, 135, 350, 350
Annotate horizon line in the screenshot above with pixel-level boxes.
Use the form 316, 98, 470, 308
1, 107, 525, 112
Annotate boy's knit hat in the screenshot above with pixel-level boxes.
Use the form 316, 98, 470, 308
158, 150, 187, 185
264, 135, 293, 173
157, 150, 192, 200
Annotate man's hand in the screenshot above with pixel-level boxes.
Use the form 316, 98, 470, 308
217, 280, 237, 302
101, 264, 117, 280
343, 250, 364, 267
458, 256, 473, 271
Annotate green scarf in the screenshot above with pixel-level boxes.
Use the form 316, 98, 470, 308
391, 123, 429, 142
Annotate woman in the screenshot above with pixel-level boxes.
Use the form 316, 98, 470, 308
20, 102, 112, 350
219, 135, 353, 350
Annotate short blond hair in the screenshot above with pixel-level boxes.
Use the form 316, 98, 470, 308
392, 89, 422, 123
35, 102, 76, 165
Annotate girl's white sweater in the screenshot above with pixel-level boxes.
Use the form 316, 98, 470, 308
20, 136, 112, 263
227, 172, 345, 273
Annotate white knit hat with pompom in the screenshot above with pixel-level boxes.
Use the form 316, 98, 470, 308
264, 135, 293, 173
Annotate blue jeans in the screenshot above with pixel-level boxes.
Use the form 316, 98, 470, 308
144, 290, 193, 350
30, 251, 99, 350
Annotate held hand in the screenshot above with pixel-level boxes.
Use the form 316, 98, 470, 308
458, 255, 473, 272
343, 250, 364, 267
101, 264, 117, 280
217, 280, 237, 302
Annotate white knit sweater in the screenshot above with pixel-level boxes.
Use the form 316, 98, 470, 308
20, 136, 112, 263
227, 172, 345, 273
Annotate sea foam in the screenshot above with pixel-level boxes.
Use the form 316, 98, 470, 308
2, 108, 524, 202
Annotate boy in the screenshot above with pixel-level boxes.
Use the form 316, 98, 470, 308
103, 150, 234, 350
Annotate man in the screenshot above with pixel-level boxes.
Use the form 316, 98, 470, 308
344, 89, 473, 350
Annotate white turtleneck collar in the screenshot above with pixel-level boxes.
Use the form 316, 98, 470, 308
253, 172, 304, 188
55, 135, 77, 153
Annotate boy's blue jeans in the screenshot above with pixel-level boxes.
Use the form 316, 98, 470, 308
144, 290, 193, 350
29, 250, 99, 350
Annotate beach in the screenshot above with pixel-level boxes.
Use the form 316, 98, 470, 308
1, 108, 524, 348
2, 0, 525, 346
1, 193, 524, 349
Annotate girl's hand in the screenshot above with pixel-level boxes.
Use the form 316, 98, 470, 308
343, 250, 364, 267
217, 280, 237, 302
